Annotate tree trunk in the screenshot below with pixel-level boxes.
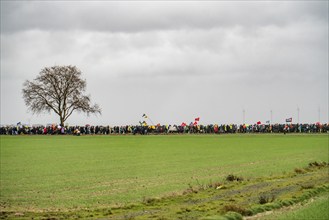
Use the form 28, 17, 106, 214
60, 116, 64, 127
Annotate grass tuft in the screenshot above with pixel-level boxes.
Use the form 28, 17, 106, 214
222, 211, 243, 220
223, 204, 252, 216
300, 183, 315, 190
308, 161, 328, 168
294, 168, 306, 174
258, 193, 276, 204
226, 175, 244, 182
142, 197, 159, 205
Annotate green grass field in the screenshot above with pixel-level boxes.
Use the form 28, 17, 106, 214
253, 193, 329, 220
275, 194, 329, 220
0, 134, 328, 219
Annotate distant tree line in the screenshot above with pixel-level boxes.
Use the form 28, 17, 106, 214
0, 123, 328, 135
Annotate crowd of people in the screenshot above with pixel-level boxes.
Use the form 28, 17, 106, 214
0, 123, 328, 135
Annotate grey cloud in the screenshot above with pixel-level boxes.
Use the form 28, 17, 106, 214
1, 1, 327, 33
1, 1, 328, 125
2, 17, 326, 82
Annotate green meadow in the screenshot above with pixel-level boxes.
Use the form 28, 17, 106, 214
261, 193, 329, 220
0, 134, 328, 219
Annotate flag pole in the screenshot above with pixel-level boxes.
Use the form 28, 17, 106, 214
148, 117, 155, 126
143, 114, 155, 126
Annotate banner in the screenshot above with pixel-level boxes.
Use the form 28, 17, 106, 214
286, 118, 292, 123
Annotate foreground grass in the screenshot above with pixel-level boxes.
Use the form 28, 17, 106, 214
276, 194, 329, 220
1, 162, 328, 219
0, 134, 328, 216
254, 193, 329, 220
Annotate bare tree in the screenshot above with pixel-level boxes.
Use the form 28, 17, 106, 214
22, 65, 101, 126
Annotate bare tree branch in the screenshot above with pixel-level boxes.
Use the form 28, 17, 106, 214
22, 65, 101, 126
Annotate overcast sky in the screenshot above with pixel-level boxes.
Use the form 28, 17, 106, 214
1, 1, 328, 126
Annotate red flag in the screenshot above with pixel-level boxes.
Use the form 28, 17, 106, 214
257, 121, 261, 125
195, 117, 200, 121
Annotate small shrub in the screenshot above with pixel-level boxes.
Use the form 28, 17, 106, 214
222, 211, 243, 220
300, 183, 315, 189
249, 206, 269, 215
281, 199, 294, 207
258, 195, 268, 204
208, 182, 223, 189
294, 168, 306, 174
226, 175, 236, 181
308, 161, 328, 168
223, 205, 252, 216
179, 207, 191, 213
258, 193, 275, 204
103, 209, 112, 215
268, 202, 281, 209
142, 197, 158, 205
226, 175, 243, 182
183, 188, 198, 195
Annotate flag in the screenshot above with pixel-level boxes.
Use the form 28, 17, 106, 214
286, 118, 292, 123
257, 121, 261, 125
195, 117, 200, 121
